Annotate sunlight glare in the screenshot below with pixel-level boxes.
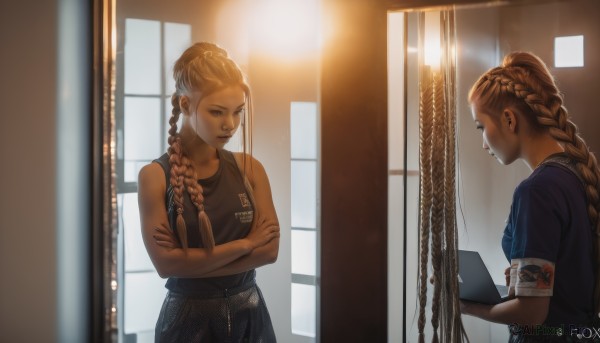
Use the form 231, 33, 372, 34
251, 0, 320, 60
424, 11, 441, 70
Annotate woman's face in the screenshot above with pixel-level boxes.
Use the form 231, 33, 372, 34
471, 103, 519, 165
186, 85, 245, 148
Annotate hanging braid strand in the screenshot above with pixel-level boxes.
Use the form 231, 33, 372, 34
417, 10, 468, 342
168, 94, 189, 251
182, 155, 215, 250
418, 65, 434, 343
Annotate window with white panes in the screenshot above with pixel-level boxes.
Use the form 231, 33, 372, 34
117, 18, 191, 343
290, 101, 319, 339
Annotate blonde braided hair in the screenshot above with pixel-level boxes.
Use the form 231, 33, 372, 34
417, 65, 434, 343
469, 51, 600, 315
429, 71, 446, 343
169, 42, 252, 251
417, 10, 468, 341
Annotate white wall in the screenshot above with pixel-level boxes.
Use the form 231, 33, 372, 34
387, 12, 405, 343
0, 1, 59, 341
248, 53, 319, 343
0, 1, 91, 342
455, 5, 531, 342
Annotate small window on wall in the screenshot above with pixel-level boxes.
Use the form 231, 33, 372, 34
290, 101, 319, 339
555, 35, 584, 68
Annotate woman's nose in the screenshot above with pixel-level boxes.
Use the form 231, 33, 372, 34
222, 114, 234, 131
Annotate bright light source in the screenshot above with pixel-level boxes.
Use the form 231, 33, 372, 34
424, 11, 441, 70
555, 35, 584, 68
251, 0, 320, 60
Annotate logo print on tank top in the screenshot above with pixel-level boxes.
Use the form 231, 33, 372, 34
235, 193, 254, 224
238, 193, 251, 208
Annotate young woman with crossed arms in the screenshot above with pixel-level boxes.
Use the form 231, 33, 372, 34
138, 42, 280, 342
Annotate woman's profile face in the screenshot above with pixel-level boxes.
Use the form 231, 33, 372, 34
187, 85, 245, 148
471, 103, 519, 165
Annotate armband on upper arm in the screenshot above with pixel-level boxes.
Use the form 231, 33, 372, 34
510, 257, 555, 297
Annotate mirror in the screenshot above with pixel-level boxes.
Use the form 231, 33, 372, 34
101, 0, 322, 341
388, 0, 600, 341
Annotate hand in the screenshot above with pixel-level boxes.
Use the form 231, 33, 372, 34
505, 266, 511, 286
153, 226, 181, 249
460, 299, 474, 314
245, 211, 280, 250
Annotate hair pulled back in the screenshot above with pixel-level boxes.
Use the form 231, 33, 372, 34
168, 42, 251, 251
469, 51, 600, 315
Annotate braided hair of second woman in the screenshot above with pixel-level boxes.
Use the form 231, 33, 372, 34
469, 51, 600, 315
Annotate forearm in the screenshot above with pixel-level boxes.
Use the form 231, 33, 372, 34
462, 302, 512, 325
199, 238, 279, 277
154, 239, 252, 278
462, 297, 549, 325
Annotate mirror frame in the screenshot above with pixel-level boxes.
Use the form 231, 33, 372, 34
93, 0, 118, 341
386, 0, 568, 11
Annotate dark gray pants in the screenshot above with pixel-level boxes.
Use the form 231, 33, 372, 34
155, 282, 276, 343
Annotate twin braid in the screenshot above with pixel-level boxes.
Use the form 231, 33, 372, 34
168, 94, 215, 251
484, 54, 600, 314
429, 72, 446, 343
164, 42, 248, 252
417, 66, 434, 343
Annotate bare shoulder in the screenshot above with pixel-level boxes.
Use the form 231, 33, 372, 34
232, 152, 267, 175
138, 162, 166, 193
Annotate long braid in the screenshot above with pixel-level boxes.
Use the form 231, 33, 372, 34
182, 155, 215, 250
168, 92, 217, 251
168, 94, 189, 250
418, 10, 469, 342
429, 71, 446, 343
418, 65, 434, 343
441, 11, 466, 338
471, 51, 600, 315
167, 42, 252, 250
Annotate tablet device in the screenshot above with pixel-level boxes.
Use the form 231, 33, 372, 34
458, 250, 510, 305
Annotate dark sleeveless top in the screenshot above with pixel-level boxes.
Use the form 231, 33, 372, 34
153, 149, 256, 296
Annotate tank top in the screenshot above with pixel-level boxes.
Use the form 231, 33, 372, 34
153, 149, 256, 296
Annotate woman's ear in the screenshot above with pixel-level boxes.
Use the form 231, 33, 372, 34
179, 95, 190, 115
502, 108, 518, 133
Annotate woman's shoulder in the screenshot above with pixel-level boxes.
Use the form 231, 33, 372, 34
227, 151, 268, 186
138, 162, 167, 195
517, 163, 583, 197
531, 163, 580, 185
226, 151, 263, 169
154, 152, 170, 167
139, 153, 169, 185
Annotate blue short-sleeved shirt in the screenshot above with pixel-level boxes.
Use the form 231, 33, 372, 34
501, 158, 594, 325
